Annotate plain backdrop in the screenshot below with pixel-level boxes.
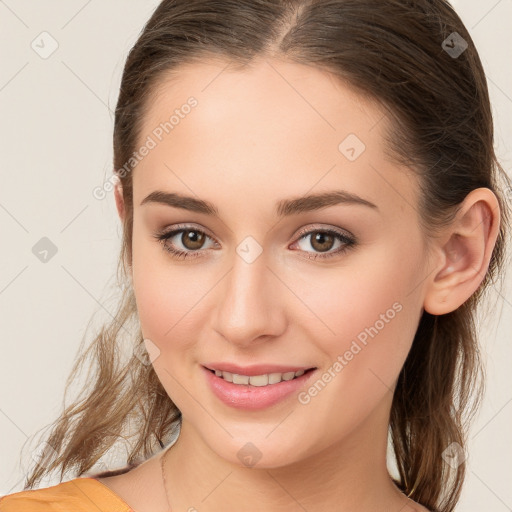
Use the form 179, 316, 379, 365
0, 1, 511, 509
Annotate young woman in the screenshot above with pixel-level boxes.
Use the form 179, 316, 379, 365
1, 1, 510, 511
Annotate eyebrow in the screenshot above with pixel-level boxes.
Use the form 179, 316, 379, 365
140, 189, 378, 216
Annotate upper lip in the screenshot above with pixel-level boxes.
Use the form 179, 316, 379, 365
203, 363, 316, 376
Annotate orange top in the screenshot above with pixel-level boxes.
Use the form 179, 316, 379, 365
0, 478, 134, 512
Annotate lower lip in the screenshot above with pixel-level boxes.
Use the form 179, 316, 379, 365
202, 366, 317, 410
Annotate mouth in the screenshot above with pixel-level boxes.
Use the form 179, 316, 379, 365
202, 364, 319, 410
203, 366, 317, 387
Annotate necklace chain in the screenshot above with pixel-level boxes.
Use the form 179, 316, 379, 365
160, 443, 173, 511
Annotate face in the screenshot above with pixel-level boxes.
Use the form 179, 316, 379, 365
126, 57, 432, 468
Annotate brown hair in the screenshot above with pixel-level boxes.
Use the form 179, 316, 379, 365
21, 1, 511, 511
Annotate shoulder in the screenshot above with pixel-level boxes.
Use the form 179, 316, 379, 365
0, 478, 133, 512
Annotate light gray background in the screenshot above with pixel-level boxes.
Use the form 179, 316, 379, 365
0, 1, 511, 509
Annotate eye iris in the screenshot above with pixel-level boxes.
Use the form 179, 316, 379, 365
182, 230, 205, 250
311, 232, 334, 252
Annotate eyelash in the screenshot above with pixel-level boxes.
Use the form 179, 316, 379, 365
153, 223, 356, 261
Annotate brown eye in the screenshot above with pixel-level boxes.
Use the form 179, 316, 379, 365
154, 225, 217, 260
181, 229, 206, 250
309, 231, 336, 253
292, 227, 356, 260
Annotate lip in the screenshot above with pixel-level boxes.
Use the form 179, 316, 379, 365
202, 365, 318, 410
202, 362, 316, 376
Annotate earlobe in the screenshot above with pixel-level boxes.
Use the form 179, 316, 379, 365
113, 175, 125, 222
423, 187, 500, 315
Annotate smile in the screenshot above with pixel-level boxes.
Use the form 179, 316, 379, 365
202, 366, 318, 410
207, 367, 316, 386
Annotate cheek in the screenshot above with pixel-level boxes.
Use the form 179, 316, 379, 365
291, 251, 423, 435
298, 239, 424, 384
131, 252, 209, 406
133, 267, 207, 349
131, 232, 205, 349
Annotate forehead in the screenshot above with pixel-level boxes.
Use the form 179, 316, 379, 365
140, 56, 385, 148
133, 57, 418, 222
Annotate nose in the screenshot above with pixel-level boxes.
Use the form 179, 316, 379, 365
211, 247, 287, 348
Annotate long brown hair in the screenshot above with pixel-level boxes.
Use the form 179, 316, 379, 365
21, 1, 511, 510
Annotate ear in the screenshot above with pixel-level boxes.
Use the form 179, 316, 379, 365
113, 174, 133, 278
423, 187, 501, 315
113, 175, 125, 222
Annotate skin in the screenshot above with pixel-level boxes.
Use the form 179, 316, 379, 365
102, 56, 500, 512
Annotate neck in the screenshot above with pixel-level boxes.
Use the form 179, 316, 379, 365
161, 407, 412, 512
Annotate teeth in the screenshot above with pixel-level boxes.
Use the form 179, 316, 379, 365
233, 373, 250, 385
213, 368, 309, 386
